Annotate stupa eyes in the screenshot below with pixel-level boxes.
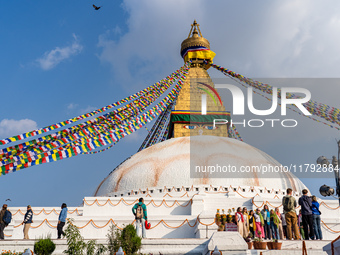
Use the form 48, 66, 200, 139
183, 125, 217, 130
183, 125, 197, 130
204, 126, 217, 130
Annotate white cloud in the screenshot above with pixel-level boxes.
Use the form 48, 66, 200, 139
37, 34, 83, 70
0, 119, 38, 139
97, 0, 340, 86
67, 103, 78, 110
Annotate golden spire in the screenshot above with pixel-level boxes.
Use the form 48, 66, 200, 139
180, 20, 215, 69
187, 20, 203, 38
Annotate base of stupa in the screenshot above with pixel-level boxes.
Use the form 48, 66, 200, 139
0, 239, 331, 254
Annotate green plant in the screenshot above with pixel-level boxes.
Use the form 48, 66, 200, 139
34, 237, 55, 255
63, 218, 107, 255
107, 224, 141, 255
253, 230, 263, 242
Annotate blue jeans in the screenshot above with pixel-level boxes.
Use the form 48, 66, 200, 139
135, 218, 146, 238
270, 222, 279, 239
313, 215, 322, 240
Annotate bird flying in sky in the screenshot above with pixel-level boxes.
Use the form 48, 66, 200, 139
93, 4, 101, 10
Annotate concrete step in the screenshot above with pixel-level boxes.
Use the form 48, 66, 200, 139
140, 238, 208, 255
245, 240, 329, 255
0, 239, 330, 255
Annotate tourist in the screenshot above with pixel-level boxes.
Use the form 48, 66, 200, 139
298, 209, 305, 239
311, 196, 323, 240
248, 210, 256, 237
21, 205, 33, 239
275, 207, 284, 240
282, 188, 300, 240
242, 207, 250, 237
261, 205, 271, 239
132, 198, 147, 238
281, 212, 287, 239
57, 203, 68, 239
0, 204, 11, 240
254, 208, 265, 238
236, 207, 247, 238
270, 209, 280, 239
298, 189, 314, 240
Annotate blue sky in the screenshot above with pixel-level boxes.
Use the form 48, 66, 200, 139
1, 0, 340, 206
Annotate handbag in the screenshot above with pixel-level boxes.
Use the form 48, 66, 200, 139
145, 220, 151, 229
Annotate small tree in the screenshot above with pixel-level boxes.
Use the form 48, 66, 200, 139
107, 224, 141, 255
63, 218, 107, 255
34, 237, 55, 255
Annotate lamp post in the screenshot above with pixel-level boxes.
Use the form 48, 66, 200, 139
317, 140, 340, 205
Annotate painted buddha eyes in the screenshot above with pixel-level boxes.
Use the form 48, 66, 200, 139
204, 126, 217, 130
183, 125, 197, 129
183, 125, 217, 130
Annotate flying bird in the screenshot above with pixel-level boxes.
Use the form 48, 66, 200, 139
93, 4, 102, 10
5, 199, 11, 201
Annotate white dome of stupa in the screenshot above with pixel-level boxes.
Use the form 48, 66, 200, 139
94, 136, 307, 196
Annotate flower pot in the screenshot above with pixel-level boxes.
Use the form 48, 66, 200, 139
253, 241, 267, 250
247, 242, 253, 249
271, 242, 282, 250
267, 242, 273, 249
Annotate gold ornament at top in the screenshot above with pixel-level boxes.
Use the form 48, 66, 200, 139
180, 20, 211, 54
180, 20, 214, 68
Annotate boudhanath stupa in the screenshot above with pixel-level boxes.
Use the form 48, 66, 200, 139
2, 21, 340, 255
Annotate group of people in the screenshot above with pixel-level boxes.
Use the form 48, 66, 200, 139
0, 198, 148, 240
233, 188, 323, 240
1, 190, 322, 241
0, 203, 68, 240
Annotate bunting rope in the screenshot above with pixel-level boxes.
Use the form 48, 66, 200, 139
0, 64, 189, 164
0, 63, 190, 175
0, 65, 189, 146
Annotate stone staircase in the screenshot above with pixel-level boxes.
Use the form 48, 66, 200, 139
0, 239, 330, 255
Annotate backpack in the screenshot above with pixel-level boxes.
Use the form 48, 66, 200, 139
3, 210, 12, 226
283, 196, 295, 212
135, 204, 143, 219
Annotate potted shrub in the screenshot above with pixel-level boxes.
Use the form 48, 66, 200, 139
253, 231, 267, 250
34, 237, 55, 255
268, 239, 282, 250
215, 209, 221, 226
245, 233, 253, 249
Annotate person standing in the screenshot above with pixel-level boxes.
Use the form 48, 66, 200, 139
0, 204, 11, 240
281, 212, 287, 239
311, 196, 323, 240
298, 189, 314, 240
282, 188, 300, 240
57, 203, 68, 239
248, 210, 256, 238
235, 207, 246, 238
254, 208, 265, 238
132, 198, 147, 238
270, 209, 280, 239
261, 205, 271, 239
242, 207, 250, 237
21, 205, 33, 239
298, 209, 305, 239
275, 207, 284, 240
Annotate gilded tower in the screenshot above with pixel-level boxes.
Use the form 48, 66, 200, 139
169, 20, 230, 138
